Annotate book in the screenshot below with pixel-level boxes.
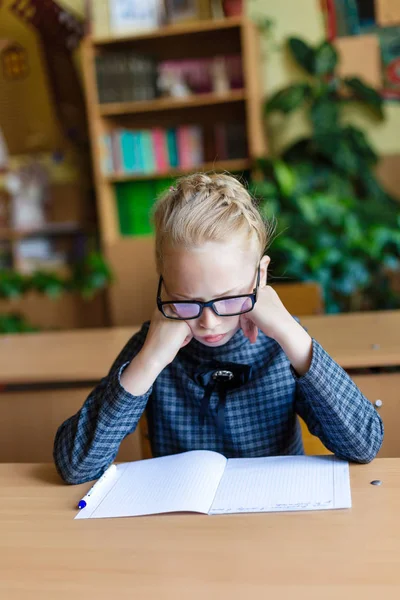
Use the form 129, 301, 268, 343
177, 125, 192, 168
95, 51, 157, 104
140, 130, 156, 174
166, 128, 179, 168
152, 128, 169, 173
111, 130, 123, 174
157, 56, 243, 95
119, 130, 135, 172
188, 125, 204, 165
75, 451, 352, 520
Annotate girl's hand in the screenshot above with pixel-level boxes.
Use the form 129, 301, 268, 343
240, 285, 313, 376
240, 285, 293, 343
121, 309, 192, 396
141, 307, 193, 368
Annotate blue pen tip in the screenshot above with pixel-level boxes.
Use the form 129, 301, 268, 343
78, 500, 86, 509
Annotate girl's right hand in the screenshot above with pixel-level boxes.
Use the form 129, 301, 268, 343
141, 307, 193, 369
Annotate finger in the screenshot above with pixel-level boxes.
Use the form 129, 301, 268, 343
244, 318, 257, 344
249, 322, 258, 344
240, 315, 251, 340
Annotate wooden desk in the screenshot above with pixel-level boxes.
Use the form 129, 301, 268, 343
0, 310, 399, 462
1, 459, 400, 599
301, 310, 400, 369
0, 310, 398, 385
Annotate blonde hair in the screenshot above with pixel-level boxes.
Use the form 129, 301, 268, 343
153, 172, 273, 272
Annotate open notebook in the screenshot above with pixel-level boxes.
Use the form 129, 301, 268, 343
75, 451, 351, 519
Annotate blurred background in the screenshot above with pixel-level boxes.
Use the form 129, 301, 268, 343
0, 0, 399, 333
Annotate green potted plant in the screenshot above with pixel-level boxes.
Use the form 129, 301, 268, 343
252, 37, 400, 313
0, 251, 113, 333
252, 160, 400, 313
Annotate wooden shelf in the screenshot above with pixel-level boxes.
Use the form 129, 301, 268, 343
105, 159, 252, 183
93, 17, 243, 46
81, 15, 267, 324
99, 90, 246, 117
0, 223, 83, 241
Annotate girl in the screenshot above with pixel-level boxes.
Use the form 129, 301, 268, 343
54, 173, 383, 484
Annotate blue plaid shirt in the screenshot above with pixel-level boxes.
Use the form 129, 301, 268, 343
54, 321, 384, 484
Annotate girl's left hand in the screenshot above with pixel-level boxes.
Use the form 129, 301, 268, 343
240, 285, 293, 343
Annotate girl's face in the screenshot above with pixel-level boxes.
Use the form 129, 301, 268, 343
161, 241, 270, 347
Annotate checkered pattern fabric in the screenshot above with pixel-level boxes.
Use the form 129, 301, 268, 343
54, 322, 383, 484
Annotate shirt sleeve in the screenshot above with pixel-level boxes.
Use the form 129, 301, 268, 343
53, 322, 151, 484
294, 338, 384, 463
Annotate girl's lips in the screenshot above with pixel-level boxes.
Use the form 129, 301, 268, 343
201, 334, 226, 343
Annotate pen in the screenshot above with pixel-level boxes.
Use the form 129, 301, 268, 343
77, 463, 118, 509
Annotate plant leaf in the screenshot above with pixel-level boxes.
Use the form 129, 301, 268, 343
272, 160, 296, 196
265, 83, 312, 114
344, 125, 378, 165
310, 95, 339, 134
315, 132, 359, 175
288, 37, 316, 74
343, 77, 384, 119
314, 41, 338, 76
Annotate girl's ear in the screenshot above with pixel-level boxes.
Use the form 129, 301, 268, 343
260, 255, 270, 287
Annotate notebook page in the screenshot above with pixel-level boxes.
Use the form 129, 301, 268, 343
76, 450, 227, 519
209, 455, 351, 515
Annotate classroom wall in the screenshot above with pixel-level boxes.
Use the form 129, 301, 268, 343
248, 0, 400, 157
58, 0, 85, 16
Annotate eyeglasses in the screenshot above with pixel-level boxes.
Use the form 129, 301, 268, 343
157, 266, 260, 321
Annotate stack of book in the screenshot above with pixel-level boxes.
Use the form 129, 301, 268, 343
95, 53, 243, 104
95, 52, 158, 104
158, 55, 244, 94
100, 126, 204, 176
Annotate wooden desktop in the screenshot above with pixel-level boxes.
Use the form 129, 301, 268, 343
1, 459, 399, 598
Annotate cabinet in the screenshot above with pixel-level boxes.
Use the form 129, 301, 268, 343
81, 17, 266, 325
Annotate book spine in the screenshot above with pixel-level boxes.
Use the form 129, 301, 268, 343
120, 130, 134, 172
214, 123, 228, 160
111, 130, 123, 174
166, 128, 179, 168
99, 133, 113, 174
152, 128, 168, 173
132, 131, 144, 173
189, 126, 204, 166
141, 130, 155, 174
177, 126, 191, 169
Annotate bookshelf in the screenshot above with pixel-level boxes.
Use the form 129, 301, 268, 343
81, 16, 267, 325
0, 181, 107, 330
98, 89, 246, 116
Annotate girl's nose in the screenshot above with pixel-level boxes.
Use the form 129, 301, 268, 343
198, 307, 220, 330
